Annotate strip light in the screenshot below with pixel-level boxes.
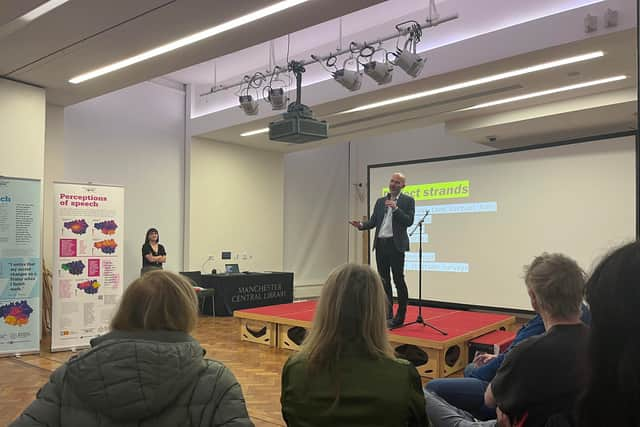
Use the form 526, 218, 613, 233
338, 51, 605, 114
240, 128, 270, 137
0, 0, 69, 39
460, 75, 627, 110
22, 0, 69, 21
69, 0, 310, 84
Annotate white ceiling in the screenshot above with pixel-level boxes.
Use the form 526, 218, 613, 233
196, 28, 637, 152
165, 0, 438, 86
0, 0, 386, 105
1, 0, 635, 150
168, 0, 619, 120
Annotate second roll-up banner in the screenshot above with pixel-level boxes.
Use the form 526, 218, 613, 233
51, 182, 124, 352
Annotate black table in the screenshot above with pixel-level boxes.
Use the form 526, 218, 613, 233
197, 272, 294, 316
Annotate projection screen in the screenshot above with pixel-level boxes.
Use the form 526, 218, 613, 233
368, 135, 636, 310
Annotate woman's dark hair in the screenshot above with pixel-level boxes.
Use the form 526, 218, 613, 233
145, 228, 159, 245
578, 240, 640, 427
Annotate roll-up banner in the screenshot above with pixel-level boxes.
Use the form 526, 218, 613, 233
0, 177, 41, 357
51, 182, 124, 351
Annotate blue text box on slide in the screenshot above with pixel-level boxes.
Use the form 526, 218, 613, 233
409, 233, 429, 244
406, 252, 436, 262
418, 202, 498, 215
413, 207, 433, 222
405, 262, 469, 272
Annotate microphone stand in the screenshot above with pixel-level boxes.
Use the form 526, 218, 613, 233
395, 209, 447, 335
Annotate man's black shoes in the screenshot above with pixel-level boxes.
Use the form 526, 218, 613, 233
387, 318, 404, 329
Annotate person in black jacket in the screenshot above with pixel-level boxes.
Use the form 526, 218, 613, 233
574, 240, 640, 427
350, 172, 415, 328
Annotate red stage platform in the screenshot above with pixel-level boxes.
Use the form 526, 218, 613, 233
234, 300, 515, 378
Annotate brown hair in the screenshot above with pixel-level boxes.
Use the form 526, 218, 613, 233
111, 270, 198, 332
301, 263, 394, 372
524, 253, 585, 320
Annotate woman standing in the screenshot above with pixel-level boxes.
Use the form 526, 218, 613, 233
142, 228, 166, 274
281, 263, 427, 426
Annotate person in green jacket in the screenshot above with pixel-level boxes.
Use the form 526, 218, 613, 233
11, 270, 254, 427
281, 263, 429, 427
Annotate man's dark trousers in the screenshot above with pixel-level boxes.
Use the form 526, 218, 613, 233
376, 237, 408, 322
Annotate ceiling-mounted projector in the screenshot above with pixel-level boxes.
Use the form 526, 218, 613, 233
269, 61, 328, 143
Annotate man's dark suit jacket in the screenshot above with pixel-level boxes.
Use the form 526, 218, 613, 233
359, 193, 415, 252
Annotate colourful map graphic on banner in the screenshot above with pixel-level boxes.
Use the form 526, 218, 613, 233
62, 260, 85, 275
64, 219, 89, 235
94, 239, 117, 254
94, 220, 118, 235
77, 280, 101, 295
0, 301, 33, 326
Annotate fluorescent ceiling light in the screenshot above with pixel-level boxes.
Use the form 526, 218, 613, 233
69, 0, 310, 84
240, 128, 269, 137
22, 0, 69, 21
460, 75, 627, 110
0, 0, 69, 39
339, 51, 604, 114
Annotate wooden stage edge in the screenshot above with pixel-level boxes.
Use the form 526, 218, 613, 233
234, 305, 515, 379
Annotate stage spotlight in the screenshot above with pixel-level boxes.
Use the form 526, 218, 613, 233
333, 69, 363, 91
363, 61, 393, 85
394, 49, 425, 77
268, 88, 288, 110
239, 94, 259, 115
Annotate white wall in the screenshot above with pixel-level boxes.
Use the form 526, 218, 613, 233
283, 142, 349, 295
43, 104, 65, 267
189, 137, 283, 273
62, 82, 185, 285
0, 79, 46, 180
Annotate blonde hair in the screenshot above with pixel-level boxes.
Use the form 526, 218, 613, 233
111, 270, 198, 332
301, 263, 394, 372
524, 253, 585, 320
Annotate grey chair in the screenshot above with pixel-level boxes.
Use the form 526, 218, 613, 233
178, 271, 214, 316
196, 288, 216, 316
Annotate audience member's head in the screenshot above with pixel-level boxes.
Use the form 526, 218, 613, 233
111, 270, 198, 333
524, 253, 586, 321
145, 227, 159, 244
12, 269, 254, 426
578, 240, 640, 427
301, 263, 394, 372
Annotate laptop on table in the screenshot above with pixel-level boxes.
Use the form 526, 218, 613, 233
224, 263, 240, 274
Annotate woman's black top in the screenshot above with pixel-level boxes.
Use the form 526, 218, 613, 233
142, 243, 166, 268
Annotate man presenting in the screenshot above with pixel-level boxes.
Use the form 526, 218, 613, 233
350, 172, 415, 328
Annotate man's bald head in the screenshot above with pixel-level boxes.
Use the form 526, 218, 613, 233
389, 173, 406, 195
391, 173, 406, 185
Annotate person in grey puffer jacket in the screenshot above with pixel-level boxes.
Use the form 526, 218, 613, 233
11, 270, 254, 427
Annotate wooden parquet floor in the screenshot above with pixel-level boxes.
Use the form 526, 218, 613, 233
0, 315, 446, 426
0, 316, 292, 426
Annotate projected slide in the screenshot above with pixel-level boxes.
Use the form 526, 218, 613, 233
370, 136, 636, 310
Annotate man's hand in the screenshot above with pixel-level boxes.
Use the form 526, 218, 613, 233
348, 220, 361, 229
384, 199, 397, 209
496, 407, 513, 427
473, 353, 498, 367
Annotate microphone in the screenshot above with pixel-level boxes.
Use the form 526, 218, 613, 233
386, 192, 391, 200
